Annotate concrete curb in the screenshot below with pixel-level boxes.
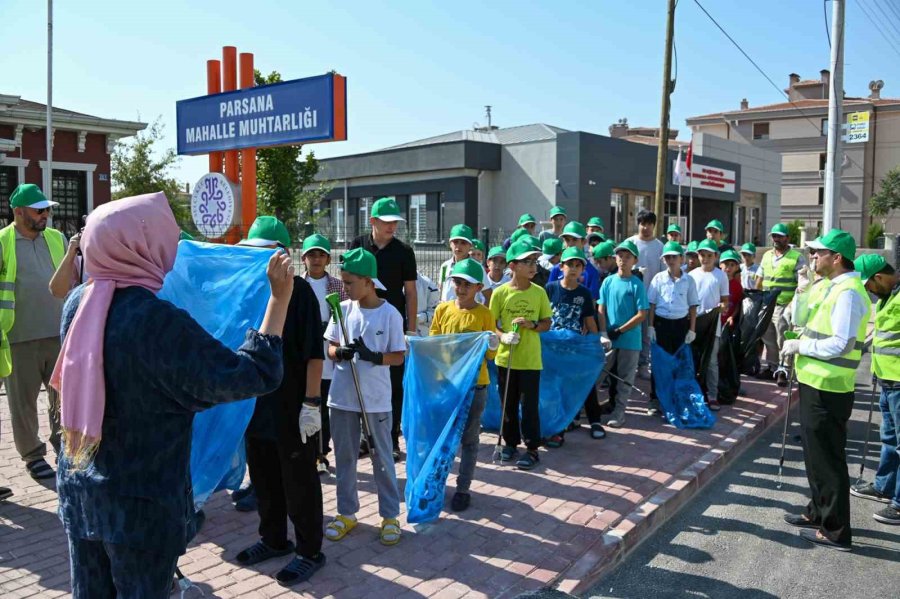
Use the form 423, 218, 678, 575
552, 393, 788, 596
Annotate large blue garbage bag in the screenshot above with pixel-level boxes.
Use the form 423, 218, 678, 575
482, 330, 605, 437
651, 342, 716, 429
159, 240, 275, 508
402, 332, 490, 523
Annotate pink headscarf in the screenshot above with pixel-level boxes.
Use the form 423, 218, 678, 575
50, 192, 180, 468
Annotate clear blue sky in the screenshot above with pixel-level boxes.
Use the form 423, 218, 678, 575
5, 0, 900, 186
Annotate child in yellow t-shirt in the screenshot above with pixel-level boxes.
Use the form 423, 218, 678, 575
430, 259, 499, 512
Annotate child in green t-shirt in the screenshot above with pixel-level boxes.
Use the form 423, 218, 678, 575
488, 240, 553, 471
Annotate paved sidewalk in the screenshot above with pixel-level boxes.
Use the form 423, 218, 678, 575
0, 373, 789, 598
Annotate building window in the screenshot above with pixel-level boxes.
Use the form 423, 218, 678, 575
821, 118, 828, 136
752, 122, 770, 140
358, 197, 372, 225
439, 198, 464, 242
51, 170, 87, 237
818, 187, 824, 205
819, 153, 827, 171
409, 194, 427, 243
0, 166, 17, 225
331, 198, 345, 242
611, 192, 624, 241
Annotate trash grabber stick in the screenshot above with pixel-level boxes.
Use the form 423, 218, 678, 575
492, 324, 519, 463
600, 349, 650, 399
325, 292, 381, 471
776, 331, 799, 488
855, 375, 879, 485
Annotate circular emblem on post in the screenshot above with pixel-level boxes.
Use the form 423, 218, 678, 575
191, 173, 235, 238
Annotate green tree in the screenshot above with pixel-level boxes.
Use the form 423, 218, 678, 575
870, 166, 900, 222
786, 219, 804, 246
110, 117, 187, 221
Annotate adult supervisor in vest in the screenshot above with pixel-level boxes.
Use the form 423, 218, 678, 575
756, 223, 807, 386
849, 254, 900, 525
1, 183, 67, 480
780, 229, 871, 551
350, 197, 417, 461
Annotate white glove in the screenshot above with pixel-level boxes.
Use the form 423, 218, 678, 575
685, 330, 696, 344
599, 334, 612, 350
299, 404, 322, 444
417, 312, 427, 324
648, 326, 657, 344
488, 333, 500, 351
500, 331, 520, 345
781, 339, 801, 357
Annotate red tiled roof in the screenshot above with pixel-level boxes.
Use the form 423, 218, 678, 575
13, 98, 95, 118
688, 96, 900, 120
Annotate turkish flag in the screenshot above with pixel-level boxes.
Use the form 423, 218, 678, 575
685, 140, 693, 172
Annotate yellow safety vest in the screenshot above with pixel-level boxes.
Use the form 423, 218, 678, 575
0, 224, 66, 377
796, 275, 871, 393
760, 249, 801, 305
873, 288, 900, 383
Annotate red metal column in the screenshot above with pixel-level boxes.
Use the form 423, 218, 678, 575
239, 52, 257, 238
206, 60, 222, 173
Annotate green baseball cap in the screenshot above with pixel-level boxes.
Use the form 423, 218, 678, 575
542, 237, 563, 256
593, 240, 616, 259
301, 233, 332, 256
770, 223, 789, 237
241, 215, 291, 247
705, 219, 725, 233
471, 239, 485, 252
549, 206, 567, 218
179, 230, 195, 241
506, 239, 541, 262
450, 258, 485, 284
685, 240, 700, 254
370, 197, 405, 222
666, 223, 683, 235
560, 246, 587, 264
662, 240, 684, 257
586, 216, 605, 229
854, 253, 888, 283
518, 213, 537, 226
487, 245, 506, 261
615, 239, 640, 258
562, 221, 587, 239
510, 227, 530, 243
697, 239, 720, 254
340, 247, 386, 290
449, 223, 474, 242
524, 235, 542, 251
740, 242, 756, 255
719, 249, 742, 264
807, 228, 857, 260
9, 184, 59, 209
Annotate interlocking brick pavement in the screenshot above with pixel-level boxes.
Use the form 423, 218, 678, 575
0, 374, 788, 598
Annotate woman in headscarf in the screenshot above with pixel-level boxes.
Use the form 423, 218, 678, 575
52, 192, 291, 598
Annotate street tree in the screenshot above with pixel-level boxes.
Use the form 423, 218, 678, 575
870, 166, 900, 224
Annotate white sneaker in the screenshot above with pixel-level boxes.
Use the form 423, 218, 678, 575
317, 458, 329, 476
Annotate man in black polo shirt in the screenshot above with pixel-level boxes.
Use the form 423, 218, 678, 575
350, 197, 417, 460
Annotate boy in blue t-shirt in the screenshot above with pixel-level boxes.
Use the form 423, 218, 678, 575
598, 240, 649, 428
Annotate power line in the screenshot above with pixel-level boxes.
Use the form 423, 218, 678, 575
824, 0, 832, 49
870, 0, 900, 41
854, 0, 900, 59
885, 0, 900, 23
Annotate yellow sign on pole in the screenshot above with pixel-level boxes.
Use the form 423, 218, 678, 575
846, 111, 870, 143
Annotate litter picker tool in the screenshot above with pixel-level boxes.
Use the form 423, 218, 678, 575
776, 331, 799, 489
325, 292, 382, 472
599, 349, 650, 399
492, 324, 519, 463
854, 374, 879, 486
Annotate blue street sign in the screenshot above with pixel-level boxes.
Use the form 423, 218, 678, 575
176, 73, 347, 155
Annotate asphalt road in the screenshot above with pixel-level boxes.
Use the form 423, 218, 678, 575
586, 358, 900, 599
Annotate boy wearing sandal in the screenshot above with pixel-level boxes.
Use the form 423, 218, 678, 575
324, 248, 406, 546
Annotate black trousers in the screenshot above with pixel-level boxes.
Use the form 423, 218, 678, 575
691, 311, 719, 397
390, 363, 404, 449
798, 382, 854, 545
650, 316, 690, 399
319, 379, 332, 457
497, 367, 541, 450
246, 434, 323, 558
583, 386, 605, 424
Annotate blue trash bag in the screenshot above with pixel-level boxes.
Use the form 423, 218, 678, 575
402, 332, 490, 523
481, 330, 605, 437
650, 342, 716, 429
158, 240, 275, 508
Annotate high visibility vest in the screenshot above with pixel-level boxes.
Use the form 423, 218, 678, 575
873, 289, 900, 383
796, 276, 871, 393
0, 224, 66, 377
760, 249, 801, 305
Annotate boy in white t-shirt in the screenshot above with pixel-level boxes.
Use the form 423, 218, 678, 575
688, 239, 730, 410
323, 248, 406, 547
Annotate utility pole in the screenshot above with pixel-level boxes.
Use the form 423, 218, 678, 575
823, 0, 844, 234
46, 0, 53, 201
653, 0, 677, 222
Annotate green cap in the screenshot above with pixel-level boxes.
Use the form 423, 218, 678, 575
662, 240, 684, 257
487, 245, 506, 260
9, 184, 58, 209
719, 249, 742, 264
685, 240, 700, 254
340, 247, 386, 290
560, 246, 587, 264
510, 228, 530, 243
524, 235, 542, 251
593, 240, 616, 259
471, 239, 485, 252
179, 230, 195, 241
807, 228, 857, 260
449, 223, 474, 242
586, 231, 603, 242
542, 237, 563, 256
586, 216, 605, 229
740, 242, 756, 255
450, 258, 485, 284
615, 239, 640, 258
518, 213, 537, 226
697, 239, 720, 254
854, 254, 888, 283
302, 233, 332, 256
561, 221, 587, 239
705, 219, 725, 233
370, 197, 405, 222
506, 239, 541, 262
666, 223, 683, 235
242, 215, 291, 247
549, 206, 567, 218
770, 223, 789, 237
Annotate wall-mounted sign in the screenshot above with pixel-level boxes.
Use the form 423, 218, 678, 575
844, 111, 869, 144
673, 160, 736, 194
176, 73, 347, 155
191, 172, 236, 238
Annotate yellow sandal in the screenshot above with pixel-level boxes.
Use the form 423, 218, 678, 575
380, 518, 401, 546
325, 515, 357, 541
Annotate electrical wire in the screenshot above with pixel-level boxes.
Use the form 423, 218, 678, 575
854, 0, 900, 59
869, 0, 900, 43
885, 0, 900, 23
824, 0, 832, 49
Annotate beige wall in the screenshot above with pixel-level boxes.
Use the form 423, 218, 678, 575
782, 152, 820, 172
770, 117, 823, 140
782, 187, 819, 206
695, 122, 729, 139
873, 111, 900, 234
